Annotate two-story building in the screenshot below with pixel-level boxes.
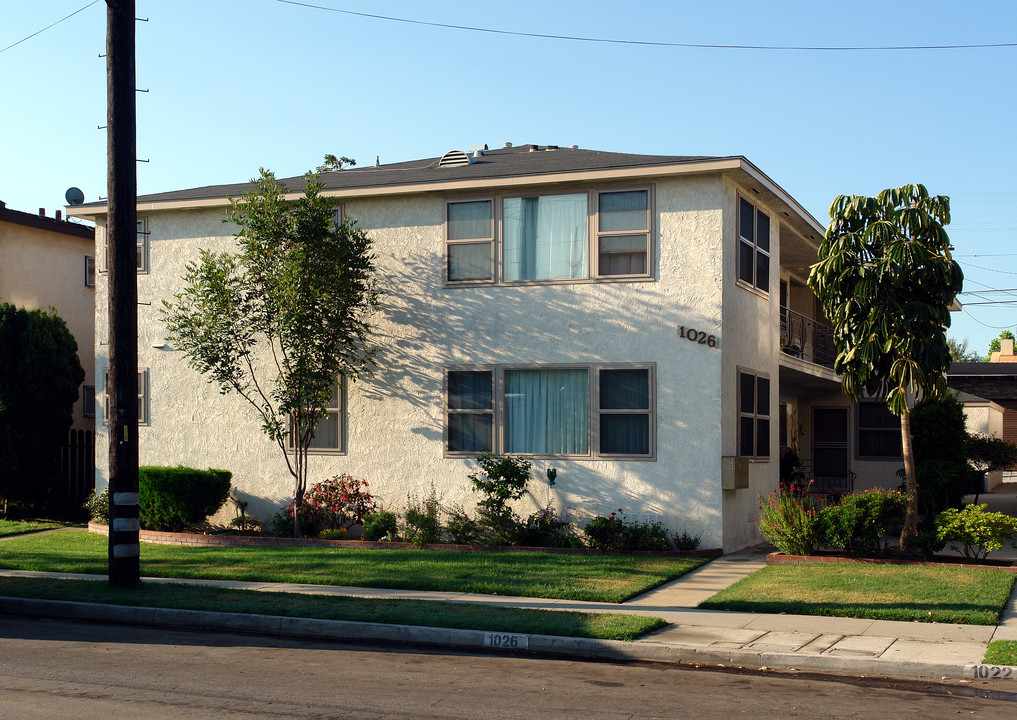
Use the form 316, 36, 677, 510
70, 143, 905, 551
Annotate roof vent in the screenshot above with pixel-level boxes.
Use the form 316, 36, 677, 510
569, 144, 578, 149
468, 143, 488, 154
438, 149, 472, 167
503, 142, 513, 149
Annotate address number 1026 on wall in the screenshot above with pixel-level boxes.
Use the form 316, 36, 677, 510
677, 326, 719, 348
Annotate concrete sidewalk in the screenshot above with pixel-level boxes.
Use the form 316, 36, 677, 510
3, 543, 1017, 683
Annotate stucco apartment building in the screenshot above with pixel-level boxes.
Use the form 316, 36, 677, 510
0, 201, 96, 431
70, 144, 907, 552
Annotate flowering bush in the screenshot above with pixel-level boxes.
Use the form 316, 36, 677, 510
515, 507, 579, 548
444, 504, 482, 544
758, 489, 819, 556
304, 473, 377, 531
271, 499, 323, 538
84, 488, 109, 524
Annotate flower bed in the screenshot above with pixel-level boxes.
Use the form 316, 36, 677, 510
87, 522, 722, 557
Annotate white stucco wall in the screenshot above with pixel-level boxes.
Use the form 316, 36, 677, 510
719, 178, 780, 551
94, 174, 733, 547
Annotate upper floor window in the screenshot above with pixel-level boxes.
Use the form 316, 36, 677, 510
445, 364, 655, 459
103, 369, 149, 425
738, 196, 770, 293
445, 188, 652, 285
100, 217, 149, 274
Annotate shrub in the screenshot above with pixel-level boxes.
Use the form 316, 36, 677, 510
475, 506, 523, 546
304, 474, 377, 531
139, 466, 232, 531
271, 500, 323, 538
909, 395, 971, 514
228, 515, 262, 534
758, 489, 819, 556
363, 509, 398, 541
515, 507, 579, 548
584, 511, 673, 552
444, 505, 482, 544
672, 527, 702, 552
83, 488, 110, 524
404, 489, 443, 546
817, 489, 906, 557
936, 504, 1017, 559
468, 453, 531, 516
584, 512, 626, 552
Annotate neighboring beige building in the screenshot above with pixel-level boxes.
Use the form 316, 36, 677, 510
71, 144, 890, 551
0, 201, 96, 431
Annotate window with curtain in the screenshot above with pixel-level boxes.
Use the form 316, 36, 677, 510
857, 402, 902, 458
505, 368, 589, 454
503, 194, 588, 281
738, 196, 769, 292
445, 364, 655, 458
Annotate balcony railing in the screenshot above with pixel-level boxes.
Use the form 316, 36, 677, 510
780, 307, 836, 369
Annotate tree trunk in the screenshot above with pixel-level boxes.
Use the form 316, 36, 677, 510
899, 405, 919, 554
293, 444, 303, 538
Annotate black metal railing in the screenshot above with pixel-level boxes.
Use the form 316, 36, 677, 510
780, 306, 836, 369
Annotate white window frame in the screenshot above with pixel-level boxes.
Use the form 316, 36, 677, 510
84, 256, 95, 287
443, 363, 656, 460
82, 385, 96, 418
99, 217, 149, 274
444, 187, 654, 286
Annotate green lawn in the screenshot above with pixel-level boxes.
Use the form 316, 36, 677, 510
984, 641, 1017, 666
700, 564, 1016, 626
0, 530, 709, 603
0, 520, 68, 537
0, 576, 664, 641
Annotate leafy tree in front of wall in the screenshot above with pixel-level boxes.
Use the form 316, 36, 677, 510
986, 330, 1015, 360
162, 165, 379, 537
906, 394, 973, 515
0, 304, 84, 514
808, 184, 963, 553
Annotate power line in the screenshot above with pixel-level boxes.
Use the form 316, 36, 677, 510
0, 0, 101, 55
276, 1, 1017, 52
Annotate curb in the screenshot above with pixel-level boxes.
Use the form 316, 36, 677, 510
0, 596, 989, 682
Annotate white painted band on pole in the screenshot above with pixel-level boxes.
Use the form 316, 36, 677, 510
112, 543, 140, 558
113, 518, 140, 532
113, 492, 140, 505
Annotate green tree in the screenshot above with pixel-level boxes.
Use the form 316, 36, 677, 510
0, 304, 84, 511
947, 336, 980, 363
162, 168, 379, 536
986, 330, 1015, 359
808, 184, 963, 553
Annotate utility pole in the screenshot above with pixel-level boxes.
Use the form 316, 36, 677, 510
106, 0, 140, 589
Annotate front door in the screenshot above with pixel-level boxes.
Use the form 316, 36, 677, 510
812, 407, 849, 493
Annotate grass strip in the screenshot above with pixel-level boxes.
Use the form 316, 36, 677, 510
700, 564, 1016, 626
0, 576, 664, 641
984, 641, 1017, 666
0, 520, 68, 537
0, 531, 709, 603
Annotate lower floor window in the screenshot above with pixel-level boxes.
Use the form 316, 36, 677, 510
738, 369, 770, 458
445, 364, 654, 458
857, 402, 902, 458
289, 381, 345, 454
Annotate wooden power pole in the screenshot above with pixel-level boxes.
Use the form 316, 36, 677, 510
106, 0, 140, 589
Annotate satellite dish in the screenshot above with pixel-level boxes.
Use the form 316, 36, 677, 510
65, 187, 85, 205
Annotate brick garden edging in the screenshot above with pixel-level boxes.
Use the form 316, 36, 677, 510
766, 551, 1017, 572
86, 522, 722, 557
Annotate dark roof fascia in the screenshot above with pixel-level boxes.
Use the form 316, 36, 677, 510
947, 362, 1017, 377
0, 206, 94, 240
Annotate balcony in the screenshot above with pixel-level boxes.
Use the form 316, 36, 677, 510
780, 307, 836, 369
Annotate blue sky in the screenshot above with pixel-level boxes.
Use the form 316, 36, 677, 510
2, 1, 1015, 355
